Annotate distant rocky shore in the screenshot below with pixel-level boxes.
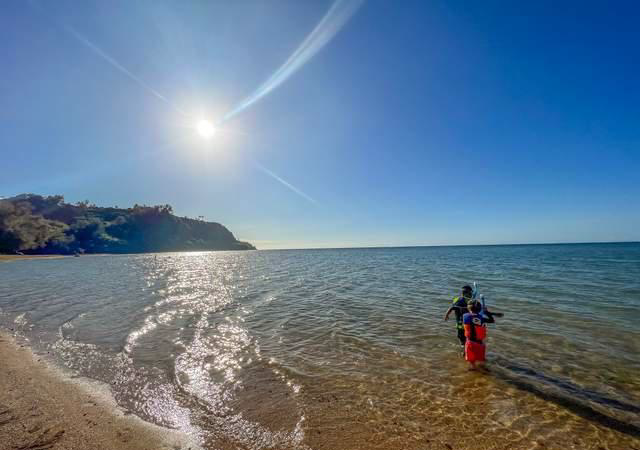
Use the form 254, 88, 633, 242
0, 194, 255, 255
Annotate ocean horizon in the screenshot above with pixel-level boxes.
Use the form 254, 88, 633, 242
253, 240, 640, 251
1, 242, 638, 449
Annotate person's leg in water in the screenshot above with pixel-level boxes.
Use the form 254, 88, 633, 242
465, 339, 488, 371
457, 325, 466, 357
464, 340, 478, 370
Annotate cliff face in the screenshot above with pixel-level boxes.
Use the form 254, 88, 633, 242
0, 194, 255, 254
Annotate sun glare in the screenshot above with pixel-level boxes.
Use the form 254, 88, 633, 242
196, 119, 216, 139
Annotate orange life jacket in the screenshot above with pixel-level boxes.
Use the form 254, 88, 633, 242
463, 314, 487, 342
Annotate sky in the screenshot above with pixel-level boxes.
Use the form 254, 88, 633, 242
1, 0, 639, 249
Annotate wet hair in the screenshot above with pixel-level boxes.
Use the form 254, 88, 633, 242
462, 285, 473, 294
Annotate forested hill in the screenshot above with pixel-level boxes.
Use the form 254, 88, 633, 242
0, 194, 255, 254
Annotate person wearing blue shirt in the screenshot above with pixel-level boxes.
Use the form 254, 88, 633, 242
463, 301, 496, 368
444, 285, 503, 357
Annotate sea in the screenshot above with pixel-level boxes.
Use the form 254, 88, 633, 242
1, 243, 639, 450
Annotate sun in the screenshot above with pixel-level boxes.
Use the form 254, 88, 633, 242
196, 119, 216, 139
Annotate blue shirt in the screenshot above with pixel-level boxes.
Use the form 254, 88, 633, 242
463, 312, 485, 326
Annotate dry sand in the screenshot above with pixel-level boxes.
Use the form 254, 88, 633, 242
0, 332, 199, 450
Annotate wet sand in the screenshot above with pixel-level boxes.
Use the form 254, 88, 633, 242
0, 332, 197, 450
0, 254, 69, 262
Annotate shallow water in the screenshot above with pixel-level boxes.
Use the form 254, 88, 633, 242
1, 243, 639, 449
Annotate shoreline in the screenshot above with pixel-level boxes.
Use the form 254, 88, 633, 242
0, 254, 70, 262
0, 250, 257, 263
0, 331, 199, 450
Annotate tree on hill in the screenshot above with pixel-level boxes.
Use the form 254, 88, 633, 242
0, 194, 255, 254
0, 198, 71, 252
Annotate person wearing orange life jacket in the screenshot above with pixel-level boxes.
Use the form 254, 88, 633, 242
444, 285, 503, 356
463, 300, 496, 369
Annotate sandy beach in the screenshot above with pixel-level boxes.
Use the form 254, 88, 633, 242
0, 332, 197, 450
0, 255, 69, 262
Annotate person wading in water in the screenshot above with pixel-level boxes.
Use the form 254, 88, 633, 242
444, 285, 502, 356
463, 300, 496, 369
444, 285, 475, 354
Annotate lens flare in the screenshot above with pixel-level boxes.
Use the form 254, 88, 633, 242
35, 0, 360, 204
222, 0, 364, 122
196, 120, 216, 139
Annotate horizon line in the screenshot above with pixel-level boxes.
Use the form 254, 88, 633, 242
252, 240, 640, 251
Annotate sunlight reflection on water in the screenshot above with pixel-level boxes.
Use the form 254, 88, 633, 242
0, 244, 639, 449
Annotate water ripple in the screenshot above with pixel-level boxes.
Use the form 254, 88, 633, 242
0, 244, 639, 449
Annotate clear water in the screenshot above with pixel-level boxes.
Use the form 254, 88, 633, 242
1, 243, 639, 449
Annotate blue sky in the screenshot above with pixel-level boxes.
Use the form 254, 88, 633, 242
1, 0, 638, 249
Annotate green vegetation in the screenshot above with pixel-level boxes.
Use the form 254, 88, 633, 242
0, 194, 255, 254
